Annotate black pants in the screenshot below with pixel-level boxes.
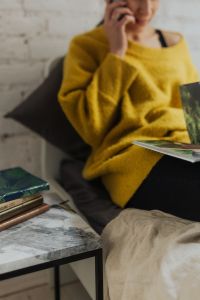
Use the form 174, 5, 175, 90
126, 156, 200, 222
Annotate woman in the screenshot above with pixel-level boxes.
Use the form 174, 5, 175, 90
58, 0, 200, 221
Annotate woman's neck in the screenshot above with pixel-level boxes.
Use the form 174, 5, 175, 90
126, 25, 155, 42
126, 25, 164, 48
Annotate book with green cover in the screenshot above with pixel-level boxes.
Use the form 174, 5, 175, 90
0, 167, 49, 203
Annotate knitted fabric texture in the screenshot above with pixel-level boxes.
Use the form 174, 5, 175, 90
58, 26, 199, 207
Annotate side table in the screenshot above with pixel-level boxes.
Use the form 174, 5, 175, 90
0, 195, 103, 300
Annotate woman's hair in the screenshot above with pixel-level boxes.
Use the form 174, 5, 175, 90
96, 19, 104, 26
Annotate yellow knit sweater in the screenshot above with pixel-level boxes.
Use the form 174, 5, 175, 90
58, 26, 199, 208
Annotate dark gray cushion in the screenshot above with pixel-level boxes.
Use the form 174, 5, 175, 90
4, 57, 91, 161
60, 158, 122, 234
4, 35, 121, 230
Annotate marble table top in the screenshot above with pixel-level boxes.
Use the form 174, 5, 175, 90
0, 196, 101, 275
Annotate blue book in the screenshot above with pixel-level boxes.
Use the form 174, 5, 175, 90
0, 167, 49, 203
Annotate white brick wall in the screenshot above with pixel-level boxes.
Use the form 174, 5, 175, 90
0, 0, 200, 176
0, 1, 200, 298
0, 0, 104, 175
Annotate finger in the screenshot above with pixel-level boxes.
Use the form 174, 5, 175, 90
105, 1, 126, 22
111, 7, 134, 22
118, 14, 136, 27
104, 1, 126, 22
106, 0, 125, 5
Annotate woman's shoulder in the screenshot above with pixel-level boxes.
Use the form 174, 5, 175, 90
71, 25, 107, 48
67, 26, 108, 63
161, 30, 183, 47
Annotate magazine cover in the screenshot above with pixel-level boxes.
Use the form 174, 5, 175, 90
133, 140, 200, 163
180, 82, 200, 144
133, 82, 200, 163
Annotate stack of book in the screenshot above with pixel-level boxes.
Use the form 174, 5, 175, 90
0, 167, 50, 231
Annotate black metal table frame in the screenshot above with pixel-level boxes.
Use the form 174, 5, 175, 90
0, 248, 103, 300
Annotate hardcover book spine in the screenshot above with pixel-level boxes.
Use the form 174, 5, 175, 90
0, 194, 42, 213
0, 203, 49, 232
0, 197, 44, 222
0, 183, 49, 203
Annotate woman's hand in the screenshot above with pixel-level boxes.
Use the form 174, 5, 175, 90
103, 0, 136, 58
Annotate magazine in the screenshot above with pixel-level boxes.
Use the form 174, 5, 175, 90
133, 140, 200, 163
132, 82, 200, 163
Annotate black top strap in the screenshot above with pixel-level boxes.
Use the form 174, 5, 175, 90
155, 29, 168, 48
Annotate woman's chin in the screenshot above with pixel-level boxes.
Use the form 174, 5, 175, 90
136, 19, 149, 27
127, 22, 148, 32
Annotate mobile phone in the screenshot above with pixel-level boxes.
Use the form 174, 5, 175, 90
110, 0, 127, 21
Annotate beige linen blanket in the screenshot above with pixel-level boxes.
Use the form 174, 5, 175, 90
102, 208, 200, 300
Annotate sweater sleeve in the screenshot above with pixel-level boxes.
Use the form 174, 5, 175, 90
58, 36, 138, 148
